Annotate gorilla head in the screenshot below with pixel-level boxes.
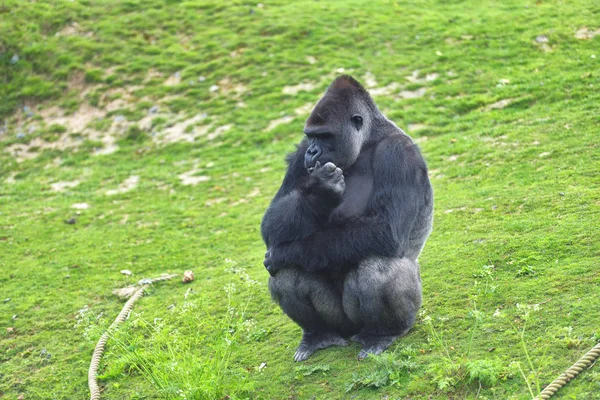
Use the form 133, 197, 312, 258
303, 75, 379, 171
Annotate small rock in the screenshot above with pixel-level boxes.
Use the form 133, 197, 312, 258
120, 269, 133, 276
535, 35, 549, 43
182, 270, 195, 283
16, 132, 25, 139
7, 327, 15, 333
148, 105, 159, 114
198, 76, 206, 82
10, 54, 19, 64
114, 115, 126, 123
167, 304, 176, 310
65, 217, 77, 225
3, 298, 11, 303
12, 314, 18, 320
23, 106, 34, 117
209, 85, 220, 93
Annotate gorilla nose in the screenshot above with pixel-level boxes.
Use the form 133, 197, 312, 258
307, 146, 321, 157
305, 146, 322, 169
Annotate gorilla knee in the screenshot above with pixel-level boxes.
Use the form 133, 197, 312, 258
269, 269, 350, 333
344, 257, 422, 335
268, 268, 301, 304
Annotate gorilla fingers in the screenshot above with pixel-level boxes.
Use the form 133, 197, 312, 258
303, 161, 345, 209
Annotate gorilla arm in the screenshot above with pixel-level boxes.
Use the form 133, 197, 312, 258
261, 144, 344, 248
261, 145, 314, 248
266, 136, 430, 273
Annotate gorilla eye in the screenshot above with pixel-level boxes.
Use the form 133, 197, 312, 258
351, 115, 363, 128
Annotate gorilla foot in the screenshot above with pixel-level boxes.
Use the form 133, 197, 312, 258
352, 334, 399, 360
294, 331, 349, 362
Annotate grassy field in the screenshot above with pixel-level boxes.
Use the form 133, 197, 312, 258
1, 0, 599, 398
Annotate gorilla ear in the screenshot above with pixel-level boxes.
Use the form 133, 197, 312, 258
331, 75, 366, 92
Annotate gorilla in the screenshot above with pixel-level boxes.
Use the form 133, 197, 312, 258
261, 75, 433, 361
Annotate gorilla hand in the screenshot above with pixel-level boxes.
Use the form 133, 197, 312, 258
264, 240, 330, 274
263, 249, 277, 276
264, 248, 293, 276
307, 161, 345, 198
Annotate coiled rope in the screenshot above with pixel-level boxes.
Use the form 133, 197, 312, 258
535, 341, 600, 399
88, 274, 178, 400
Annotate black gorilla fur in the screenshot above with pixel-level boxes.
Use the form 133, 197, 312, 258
261, 75, 433, 361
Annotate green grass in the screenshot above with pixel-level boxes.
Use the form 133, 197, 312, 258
1, 0, 600, 398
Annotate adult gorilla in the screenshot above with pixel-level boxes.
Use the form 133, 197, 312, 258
261, 75, 433, 361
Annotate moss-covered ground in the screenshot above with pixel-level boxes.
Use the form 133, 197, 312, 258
1, 0, 599, 398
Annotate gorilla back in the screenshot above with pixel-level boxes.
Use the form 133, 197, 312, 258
261, 75, 433, 361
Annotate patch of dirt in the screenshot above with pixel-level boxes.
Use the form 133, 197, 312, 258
5, 173, 16, 184
213, 77, 248, 98
362, 72, 378, 88
40, 104, 105, 133
57, 22, 94, 38
484, 98, 515, 111
100, 86, 143, 109
205, 197, 228, 206
157, 114, 211, 144
106, 176, 139, 195
282, 82, 317, 95
295, 102, 314, 115
144, 69, 164, 82
178, 168, 211, 186
264, 102, 313, 131
407, 124, 428, 132
68, 71, 87, 91
5, 144, 40, 162
207, 124, 232, 140
164, 72, 182, 86
398, 88, 427, 99
51, 180, 80, 192
58, 22, 81, 36
4, 99, 141, 160
369, 82, 401, 97
405, 71, 438, 84
265, 116, 295, 132
575, 27, 600, 40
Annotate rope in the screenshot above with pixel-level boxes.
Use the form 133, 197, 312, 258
535, 342, 600, 399
88, 274, 178, 400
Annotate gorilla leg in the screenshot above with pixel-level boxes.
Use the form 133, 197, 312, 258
268, 268, 354, 361
343, 257, 422, 360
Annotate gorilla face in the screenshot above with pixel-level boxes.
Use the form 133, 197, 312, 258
303, 76, 374, 172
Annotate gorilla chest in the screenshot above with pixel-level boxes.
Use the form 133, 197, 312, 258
332, 158, 374, 220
